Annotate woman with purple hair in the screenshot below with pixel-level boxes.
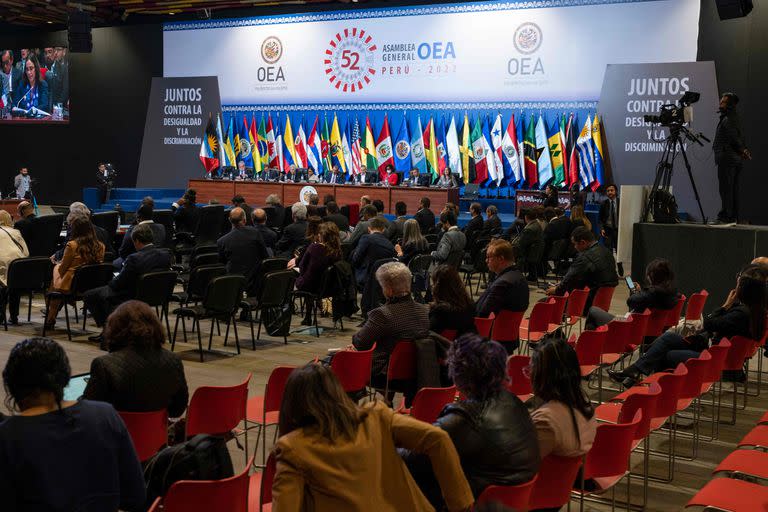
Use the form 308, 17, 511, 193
405, 333, 540, 507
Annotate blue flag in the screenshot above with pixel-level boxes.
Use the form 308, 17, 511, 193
393, 114, 411, 172
238, 115, 254, 170
410, 116, 427, 174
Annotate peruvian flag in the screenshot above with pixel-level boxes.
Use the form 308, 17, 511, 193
295, 120, 309, 168
375, 114, 394, 177
266, 114, 279, 169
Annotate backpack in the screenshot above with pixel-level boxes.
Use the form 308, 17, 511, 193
651, 190, 679, 223
144, 434, 234, 504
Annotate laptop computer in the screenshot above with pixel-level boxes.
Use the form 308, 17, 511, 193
63, 373, 90, 401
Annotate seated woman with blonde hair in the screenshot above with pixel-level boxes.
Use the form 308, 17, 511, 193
0, 209, 29, 324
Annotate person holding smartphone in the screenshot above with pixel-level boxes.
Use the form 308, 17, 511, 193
584, 258, 679, 330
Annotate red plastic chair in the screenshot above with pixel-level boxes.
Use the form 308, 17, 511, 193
119, 410, 168, 462
574, 412, 641, 508
249, 452, 276, 512
489, 310, 524, 350
245, 367, 294, 466
627, 309, 650, 350
645, 307, 671, 339
548, 292, 569, 326
683, 290, 709, 328
519, 299, 557, 352
563, 287, 590, 333
331, 345, 375, 393
379, 341, 418, 399
685, 477, 768, 512
663, 294, 687, 330
723, 335, 758, 423
574, 327, 608, 401
400, 385, 457, 423
591, 286, 616, 312
476, 475, 537, 510
759, 410, 768, 425
474, 313, 495, 338
505, 355, 533, 402
713, 449, 768, 480
601, 316, 635, 366
148, 456, 253, 512
186, 374, 251, 464
737, 424, 768, 449
528, 454, 582, 510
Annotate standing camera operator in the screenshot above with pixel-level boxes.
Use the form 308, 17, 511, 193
714, 92, 751, 224
96, 162, 117, 204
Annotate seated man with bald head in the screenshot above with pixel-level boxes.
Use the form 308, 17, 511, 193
217, 207, 268, 296
252, 208, 277, 253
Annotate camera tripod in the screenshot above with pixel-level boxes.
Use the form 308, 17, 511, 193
642, 124, 708, 224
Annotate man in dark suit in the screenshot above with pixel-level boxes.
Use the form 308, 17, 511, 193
714, 92, 751, 224
325, 201, 350, 233
483, 205, 502, 235
115, 204, 166, 268
348, 204, 378, 250
387, 201, 408, 242
515, 210, 545, 281
232, 195, 253, 225
463, 202, 485, 247
547, 226, 618, 312
0, 50, 22, 103
324, 165, 343, 184
476, 239, 529, 353
598, 184, 622, 275
217, 207, 267, 296
253, 208, 278, 253
404, 167, 432, 187
414, 197, 436, 235
351, 217, 396, 289
264, 194, 285, 228
282, 165, 300, 183
83, 224, 172, 344
263, 167, 281, 181
276, 202, 308, 257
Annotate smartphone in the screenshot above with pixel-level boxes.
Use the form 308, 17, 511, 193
624, 275, 636, 293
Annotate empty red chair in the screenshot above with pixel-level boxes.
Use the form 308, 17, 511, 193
627, 309, 650, 350
528, 454, 582, 510
119, 410, 168, 462
476, 475, 537, 510
759, 410, 768, 425
490, 310, 525, 351
685, 478, 768, 512
249, 453, 276, 512
602, 316, 635, 366
401, 386, 457, 423
246, 367, 294, 465
573, 327, 608, 401
505, 355, 533, 402
683, 290, 709, 328
563, 287, 590, 333
737, 425, 768, 449
663, 294, 686, 329
520, 299, 557, 352
645, 308, 671, 339
377, 340, 418, 398
186, 374, 251, 464
548, 292, 569, 325
474, 313, 495, 338
148, 456, 253, 512
723, 335, 758, 423
574, 412, 641, 508
713, 449, 768, 480
591, 286, 616, 312
331, 345, 375, 394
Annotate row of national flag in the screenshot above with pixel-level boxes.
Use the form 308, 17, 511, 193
199, 111, 607, 190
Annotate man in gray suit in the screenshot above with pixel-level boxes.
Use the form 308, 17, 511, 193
431, 210, 466, 270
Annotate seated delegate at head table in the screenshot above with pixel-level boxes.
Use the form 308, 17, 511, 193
436, 167, 459, 188
405, 167, 432, 187
324, 165, 343, 184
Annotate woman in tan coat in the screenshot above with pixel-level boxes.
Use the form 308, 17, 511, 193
272, 364, 474, 512
45, 214, 105, 328
0, 210, 29, 323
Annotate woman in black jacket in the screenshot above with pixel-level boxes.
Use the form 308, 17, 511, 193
429, 265, 477, 336
609, 264, 767, 387
172, 189, 200, 233
395, 219, 430, 265
405, 334, 540, 507
586, 258, 679, 329
83, 300, 189, 417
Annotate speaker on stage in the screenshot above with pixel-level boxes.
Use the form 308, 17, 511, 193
68, 10, 93, 53
715, 0, 753, 20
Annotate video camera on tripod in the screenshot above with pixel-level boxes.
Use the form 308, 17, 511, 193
641, 91, 710, 224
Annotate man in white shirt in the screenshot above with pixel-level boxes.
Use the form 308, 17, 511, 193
14, 167, 31, 199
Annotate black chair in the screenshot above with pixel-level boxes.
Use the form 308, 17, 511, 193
461, 239, 490, 297
176, 244, 219, 281
43, 263, 114, 340
25, 214, 64, 257
292, 266, 339, 338
170, 264, 226, 309
191, 252, 220, 268
360, 257, 398, 318
241, 270, 296, 346
171, 275, 246, 362
152, 209, 175, 248
135, 271, 178, 341
195, 205, 226, 245
92, 211, 120, 248
425, 233, 439, 245
238, 258, 289, 332
4, 257, 52, 330
407, 254, 432, 303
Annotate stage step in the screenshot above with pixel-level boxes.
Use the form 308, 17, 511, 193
108, 188, 186, 201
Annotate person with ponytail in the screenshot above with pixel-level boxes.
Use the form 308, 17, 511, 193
529, 334, 597, 459
0, 337, 146, 511
610, 264, 768, 387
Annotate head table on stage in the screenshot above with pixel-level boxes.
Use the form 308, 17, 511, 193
187, 179, 459, 216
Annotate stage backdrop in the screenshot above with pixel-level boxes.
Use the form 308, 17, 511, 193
161, 0, 701, 189
598, 62, 720, 221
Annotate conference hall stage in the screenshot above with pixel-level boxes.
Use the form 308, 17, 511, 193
632, 222, 768, 314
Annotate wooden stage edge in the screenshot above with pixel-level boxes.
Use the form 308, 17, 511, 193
188, 180, 459, 215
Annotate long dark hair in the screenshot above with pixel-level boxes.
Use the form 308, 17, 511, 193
3, 337, 71, 412
645, 258, 675, 290
736, 265, 768, 339
319, 222, 342, 261
22, 54, 41, 87
531, 334, 594, 422
70, 216, 104, 264
278, 364, 367, 441
431, 265, 473, 312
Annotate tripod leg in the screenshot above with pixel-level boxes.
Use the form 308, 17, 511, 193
679, 144, 707, 224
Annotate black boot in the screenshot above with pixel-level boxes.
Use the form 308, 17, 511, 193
607, 366, 641, 385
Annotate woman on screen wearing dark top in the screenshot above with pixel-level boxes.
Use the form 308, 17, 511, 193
83, 300, 189, 417
0, 337, 146, 511
429, 265, 477, 336
609, 265, 768, 388
395, 219, 430, 265
295, 223, 342, 325
585, 258, 680, 329
14, 55, 49, 112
